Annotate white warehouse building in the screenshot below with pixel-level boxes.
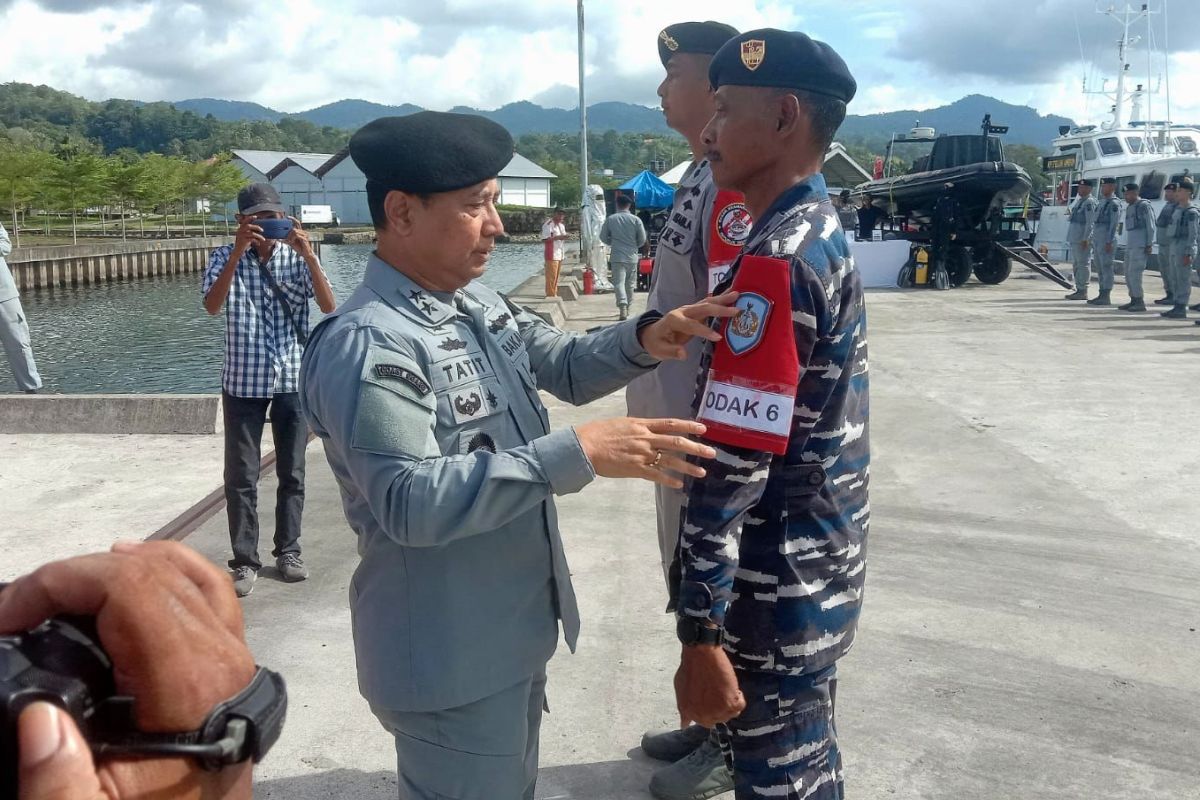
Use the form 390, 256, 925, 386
231, 147, 556, 225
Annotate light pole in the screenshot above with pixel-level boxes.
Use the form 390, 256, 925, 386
576, 0, 590, 264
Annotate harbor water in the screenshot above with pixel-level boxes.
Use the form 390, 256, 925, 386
0, 242, 545, 394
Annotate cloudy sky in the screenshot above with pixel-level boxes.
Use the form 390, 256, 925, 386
3, 0, 1199, 126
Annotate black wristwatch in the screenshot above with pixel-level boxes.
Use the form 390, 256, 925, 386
92, 667, 288, 770
676, 616, 725, 647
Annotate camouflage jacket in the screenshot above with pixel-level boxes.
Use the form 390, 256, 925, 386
671, 174, 871, 676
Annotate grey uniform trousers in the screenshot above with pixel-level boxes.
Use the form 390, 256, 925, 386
1125, 246, 1148, 298
1172, 252, 1193, 306
1071, 242, 1093, 290
1092, 243, 1116, 292
1159, 242, 1174, 299
0, 297, 41, 392
655, 482, 684, 588
373, 671, 547, 799
610, 259, 638, 311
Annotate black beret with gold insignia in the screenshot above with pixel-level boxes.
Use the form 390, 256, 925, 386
709, 29, 856, 104
349, 111, 514, 194
1179, 177, 1196, 194
658, 21, 739, 67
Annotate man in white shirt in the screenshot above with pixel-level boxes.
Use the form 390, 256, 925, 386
540, 208, 569, 297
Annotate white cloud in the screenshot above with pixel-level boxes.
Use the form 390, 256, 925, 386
0, 0, 1196, 129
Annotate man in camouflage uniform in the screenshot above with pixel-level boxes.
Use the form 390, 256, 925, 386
1088, 177, 1121, 306
670, 30, 868, 800
1163, 177, 1200, 324
1064, 179, 1098, 301
1119, 182, 1154, 312
1155, 183, 1178, 306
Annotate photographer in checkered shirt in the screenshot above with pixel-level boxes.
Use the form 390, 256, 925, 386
203, 183, 336, 597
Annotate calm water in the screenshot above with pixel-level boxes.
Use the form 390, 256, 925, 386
1, 243, 545, 394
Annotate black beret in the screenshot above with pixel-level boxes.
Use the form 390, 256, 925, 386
1179, 177, 1196, 193
709, 29, 856, 103
1164, 182, 1178, 190
1101, 177, 1117, 185
1077, 178, 1095, 187
658, 21, 739, 67
1123, 182, 1140, 193
349, 111, 514, 194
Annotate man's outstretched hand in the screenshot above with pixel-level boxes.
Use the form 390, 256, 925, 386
638, 291, 741, 361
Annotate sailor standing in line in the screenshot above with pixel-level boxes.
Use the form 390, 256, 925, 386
1064, 179, 1098, 301
1088, 177, 1120, 306
1162, 176, 1199, 322
1118, 183, 1154, 312
1162, 178, 1198, 319
298, 111, 741, 800
1155, 182, 1178, 305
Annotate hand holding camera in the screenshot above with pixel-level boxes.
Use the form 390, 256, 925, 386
1, 542, 272, 800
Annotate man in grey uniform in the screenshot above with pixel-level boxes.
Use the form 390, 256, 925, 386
1088, 177, 1120, 306
600, 194, 648, 319
1164, 177, 1199, 321
1155, 182, 1178, 305
298, 112, 739, 800
0, 221, 42, 393
1064, 179, 1098, 301
1119, 183, 1154, 312
624, 20, 742, 800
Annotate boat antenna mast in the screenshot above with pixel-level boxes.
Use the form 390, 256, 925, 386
1086, 3, 1151, 130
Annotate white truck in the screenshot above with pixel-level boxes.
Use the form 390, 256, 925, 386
298, 205, 335, 226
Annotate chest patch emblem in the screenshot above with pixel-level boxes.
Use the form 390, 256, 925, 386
716, 203, 752, 246
488, 313, 512, 334
438, 337, 469, 352
726, 292, 772, 356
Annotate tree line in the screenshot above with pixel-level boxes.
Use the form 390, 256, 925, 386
0, 142, 247, 245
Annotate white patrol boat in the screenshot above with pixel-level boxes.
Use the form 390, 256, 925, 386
1035, 3, 1199, 265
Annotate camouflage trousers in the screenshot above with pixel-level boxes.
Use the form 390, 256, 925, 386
716, 665, 842, 800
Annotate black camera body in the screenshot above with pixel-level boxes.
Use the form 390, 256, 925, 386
0, 616, 116, 799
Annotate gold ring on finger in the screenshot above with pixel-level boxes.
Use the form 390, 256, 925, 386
650, 450, 663, 468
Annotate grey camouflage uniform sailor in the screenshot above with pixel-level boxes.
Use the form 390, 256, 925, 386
627, 157, 721, 582
1155, 184, 1178, 303
1089, 179, 1120, 302
1119, 184, 1154, 311
1167, 180, 1200, 316
1066, 181, 1098, 298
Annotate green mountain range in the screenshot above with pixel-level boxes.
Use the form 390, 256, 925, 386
175, 92, 1074, 148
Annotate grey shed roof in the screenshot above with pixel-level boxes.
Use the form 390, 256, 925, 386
499, 153, 556, 179
232, 149, 334, 177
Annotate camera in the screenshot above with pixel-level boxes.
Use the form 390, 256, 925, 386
0, 615, 115, 799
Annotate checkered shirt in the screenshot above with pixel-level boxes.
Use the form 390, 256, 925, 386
202, 243, 314, 398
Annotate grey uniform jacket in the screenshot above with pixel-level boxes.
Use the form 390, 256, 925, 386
0, 223, 17, 303
599, 211, 648, 264
1157, 201, 1178, 247
1092, 196, 1120, 246
626, 160, 717, 421
1125, 199, 1154, 249
299, 254, 659, 713
1068, 195, 1098, 243
1171, 205, 1200, 258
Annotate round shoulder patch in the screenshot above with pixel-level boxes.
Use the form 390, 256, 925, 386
716, 203, 752, 247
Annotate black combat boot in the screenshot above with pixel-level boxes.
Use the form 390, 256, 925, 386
1161, 304, 1188, 319
1064, 289, 1088, 300
1190, 302, 1200, 311
1087, 291, 1111, 306
1154, 296, 1174, 305
1120, 297, 1146, 312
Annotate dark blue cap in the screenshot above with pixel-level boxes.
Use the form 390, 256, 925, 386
350, 111, 514, 194
1123, 182, 1140, 193
1077, 178, 1095, 187
709, 29, 856, 103
658, 21, 739, 67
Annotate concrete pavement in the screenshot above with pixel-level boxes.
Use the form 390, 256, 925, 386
3, 266, 1199, 798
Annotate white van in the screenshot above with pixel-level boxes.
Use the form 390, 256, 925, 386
299, 205, 334, 226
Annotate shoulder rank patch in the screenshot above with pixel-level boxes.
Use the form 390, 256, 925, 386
374, 364, 431, 396
726, 292, 772, 355
488, 312, 512, 334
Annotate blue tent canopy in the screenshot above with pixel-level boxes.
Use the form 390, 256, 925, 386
618, 170, 675, 209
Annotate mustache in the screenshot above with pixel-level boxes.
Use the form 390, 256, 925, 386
704, 150, 722, 162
